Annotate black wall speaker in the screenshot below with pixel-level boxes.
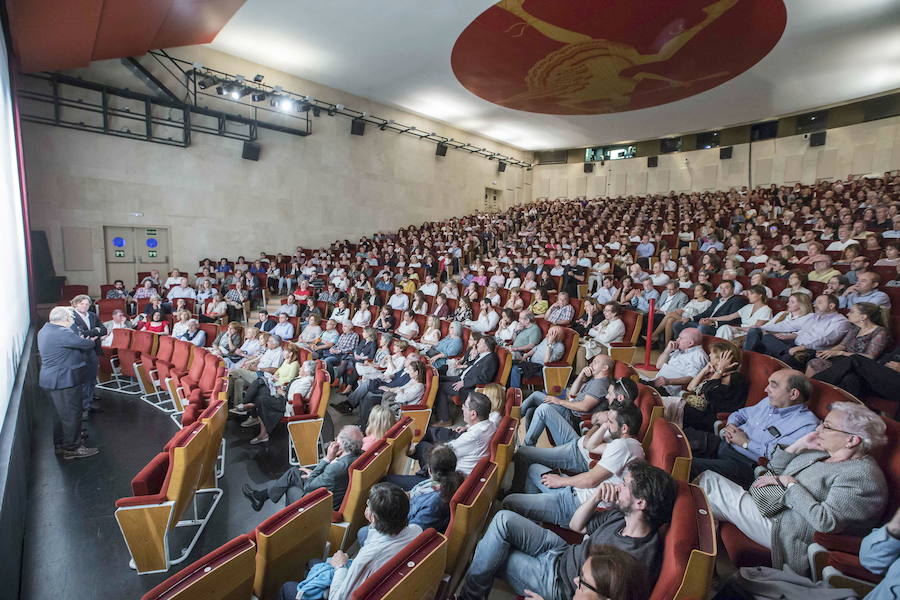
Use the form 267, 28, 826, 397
647, 156, 658, 168
584, 163, 594, 173
435, 143, 448, 156
810, 131, 826, 147
350, 118, 365, 136
498, 161, 507, 173
241, 141, 260, 161
720, 146, 733, 160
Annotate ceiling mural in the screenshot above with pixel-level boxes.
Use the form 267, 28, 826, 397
451, 0, 787, 115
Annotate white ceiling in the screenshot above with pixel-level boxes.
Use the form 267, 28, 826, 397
209, 0, 900, 151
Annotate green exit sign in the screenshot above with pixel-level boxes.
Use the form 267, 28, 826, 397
146, 228, 157, 236
114, 249, 125, 258
148, 250, 158, 258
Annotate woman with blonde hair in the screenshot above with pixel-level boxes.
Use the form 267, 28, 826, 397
481, 382, 505, 425
362, 404, 398, 451
767, 292, 812, 326
170, 309, 192, 338
416, 315, 442, 350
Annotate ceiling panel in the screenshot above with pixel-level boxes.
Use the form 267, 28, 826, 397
92, 0, 175, 61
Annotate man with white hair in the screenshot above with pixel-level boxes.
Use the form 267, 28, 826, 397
38, 307, 100, 460
101, 309, 132, 347
242, 425, 364, 510
648, 328, 709, 396
166, 277, 197, 300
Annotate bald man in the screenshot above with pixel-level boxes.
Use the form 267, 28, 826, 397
646, 328, 708, 396
508, 325, 567, 389
689, 369, 819, 488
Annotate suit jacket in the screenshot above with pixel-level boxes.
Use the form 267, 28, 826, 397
461, 352, 500, 391
255, 319, 276, 333
38, 322, 96, 389
657, 290, 689, 312
70, 309, 107, 355
696, 295, 748, 326
304, 451, 362, 509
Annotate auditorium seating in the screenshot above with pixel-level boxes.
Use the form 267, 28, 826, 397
96, 328, 155, 395
520, 326, 579, 389
384, 416, 415, 475
139, 534, 257, 600
329, 439, 393, 552
488, 415, 518, 487
285, 365, 331, 466
351, 529, 448, 600
114, 420, 224, 575
643, 418, 692, 482
251, 488, 333, 600
604, 308, 643, 363
400, 363, 439, 443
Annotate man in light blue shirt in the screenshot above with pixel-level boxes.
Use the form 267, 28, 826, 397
840, 271, 891, 309
635, 235, 655, 259
270, 312, 295, 341
689, 368, 819, 488
631, 279, 660, 313
859, 506, 900, 600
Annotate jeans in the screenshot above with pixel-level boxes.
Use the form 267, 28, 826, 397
523, 402, 580, 447
458, 510, 565, 600
503, 468, 582, 527
521, 390, 547, 427
512, 439, 587, 493
49, 386, 84, 451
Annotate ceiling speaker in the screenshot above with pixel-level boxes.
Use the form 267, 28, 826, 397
350, 118, 365, 136
584, 163, 594, 173
720, 146, 733, 160
241, 141, 260, 161
809, 131, 826, 147
435, 143, 448, 157
647, 156, 658, 168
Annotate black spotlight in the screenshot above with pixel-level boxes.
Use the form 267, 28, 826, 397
253, 74, 264, 83
298, 101, 311, 112
198, 77, 216, 89
251, 91, 266, 102
215, 84, 226, 96
312, 106, 321, 117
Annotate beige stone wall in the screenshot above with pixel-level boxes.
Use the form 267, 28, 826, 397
23, 46, 533, 294
533, 116, 900, 199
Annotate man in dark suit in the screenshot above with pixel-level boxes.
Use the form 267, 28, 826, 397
433, 335, 500, 426
253, 310, 276, 333
38, 306, 100, 460
242, 425, 364, 511
69, 294, 107, 417
673, 280, 747, 337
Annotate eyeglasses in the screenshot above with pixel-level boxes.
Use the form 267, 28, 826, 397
817, 421, 858, 437
574, 574, 602, 596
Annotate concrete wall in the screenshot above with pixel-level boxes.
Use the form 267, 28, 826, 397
22, 46, 533, 294
533, 116, 900, 199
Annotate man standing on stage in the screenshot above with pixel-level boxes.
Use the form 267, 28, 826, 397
38, 306, 100, 460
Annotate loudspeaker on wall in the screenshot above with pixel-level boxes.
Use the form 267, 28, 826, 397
242, 141, 260, 161
647, 156, 658, 168
350, 119, 365, 136
720, 146, 733, 160
435, 143, 448, 156
809, 131, 826, 147
584, 163, 594, 173
497, 162, 506, 173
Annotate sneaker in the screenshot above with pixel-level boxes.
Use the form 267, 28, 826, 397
240, 416, 260, 428
63, 446, 100, 460
250, 435, 269, 445
229, 405, 248, 416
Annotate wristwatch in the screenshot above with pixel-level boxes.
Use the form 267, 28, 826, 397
741, 442, 749, 450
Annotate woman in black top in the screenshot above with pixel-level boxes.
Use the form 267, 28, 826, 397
571, 298, 603, 337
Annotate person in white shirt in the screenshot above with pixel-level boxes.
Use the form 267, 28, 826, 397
101, 309, 132, 347
419, 275, 438, 296
467, 298, 500, 333
746, 244, 769, 266
657, 250, 677, 272
163, 269, 182, 290
227, 326, 262, 368
228, 334, 285, 406
440, 280, 460, 299
592, 275, 618, 305
298, 315, 323, 345
648, 262, 671, 286
396, 310, 420, 340
387, 289, 410, 311
715, 285, 773, 341
650, 327, 709, 396
275, 295, 300, 317
178, 318, 206, 347
408, 392, 497, 478
270, 312, 295, 341
826, 226, 860, 252
484, 284, 502, 306
283, 360, 317, 417
307, 483, 423, 600
575, 302, 626, 371
166, 277, 197, 300
503, 394, 644, 527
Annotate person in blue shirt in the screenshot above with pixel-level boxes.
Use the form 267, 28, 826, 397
689, 368, 819, 488
426, 321, 465, 373
859, 505, 900, 600
360, 444, 463, 545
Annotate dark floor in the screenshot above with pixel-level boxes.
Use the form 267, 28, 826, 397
19, 387, 340, 600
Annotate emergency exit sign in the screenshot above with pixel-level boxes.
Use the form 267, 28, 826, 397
148, 250, 158, 258
114, 249, 125, 258
146, 228, 157, 236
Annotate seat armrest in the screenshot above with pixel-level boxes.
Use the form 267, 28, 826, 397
814, 532, 864, 554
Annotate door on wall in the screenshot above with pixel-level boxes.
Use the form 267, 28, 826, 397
104, 226, 171, 287
483, 188, 501, 213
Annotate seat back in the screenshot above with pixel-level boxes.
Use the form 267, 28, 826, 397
739, 351, 787, 408
183, 346, 207, 383
109, 327, 133, 351
198, 323, 218, 344
444, 458, 499, 591
140, 534, 256, 600
650, 482, 717, 600
488, 416, 518, 485
167, 422, 211, 521
875, 415, 900, 518
169, 339, 193, 375
153, 335, 175, 369
123, 329, 157, 374
197, 353, 226, 395
351, 529, 448, 600
613, 360, 639, 382
621, 309, 643, 346
98, 298, 126, 322
809, 379, 861, 419
493, 346, 512, 387
504, 387, 522, 419
335, 440, 393, 548
634, 384, 663, 442
384, 416, 414, 474
558, 326, 580, 366
301, 367, 331, 418
252, 489, 333, 600
645, 419, 692, 482
197, 400, 227, 489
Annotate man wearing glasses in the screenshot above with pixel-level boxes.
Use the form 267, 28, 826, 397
456, 461, 676, 600
689, 369, 819, 488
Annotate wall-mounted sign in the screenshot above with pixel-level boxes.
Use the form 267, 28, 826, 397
114, 249, 125, 258
148, 250, 158, 258
146, 228, 157, 236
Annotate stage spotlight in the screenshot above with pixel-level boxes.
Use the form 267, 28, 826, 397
327, 107, 335, 116
251, 91, 266, 102
312, 106, 321, 117
253, 74, 264, 83
335, 104, 344, 111
276, 97, 293, 111
198, 77, 216, 89
216, 85, 226, 96
298, 101, 311, 112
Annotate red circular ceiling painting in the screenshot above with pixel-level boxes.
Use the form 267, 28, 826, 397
451, 0, 786, 115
